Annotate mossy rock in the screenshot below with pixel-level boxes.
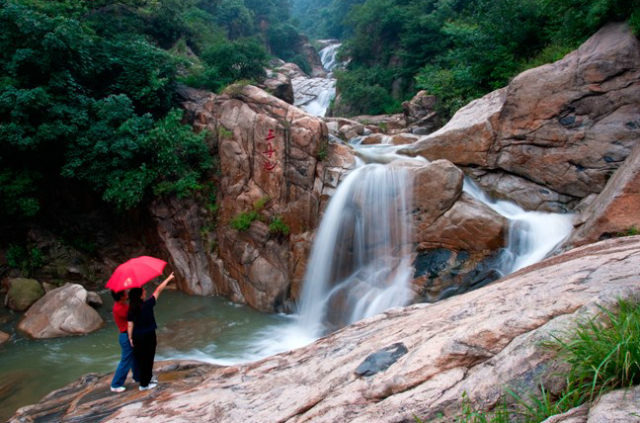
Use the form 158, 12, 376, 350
7, 278, 45, 312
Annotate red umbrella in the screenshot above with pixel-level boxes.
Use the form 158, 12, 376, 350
106, 256, 167, 292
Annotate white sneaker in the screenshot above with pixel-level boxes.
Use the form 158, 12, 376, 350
139, 382, 158, 391
110, 386, 126, 393
151, 375, 158, 384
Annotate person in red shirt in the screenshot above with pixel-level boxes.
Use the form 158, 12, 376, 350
110, 290, 140, 392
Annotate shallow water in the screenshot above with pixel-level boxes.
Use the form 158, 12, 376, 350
0, 290, 296, 421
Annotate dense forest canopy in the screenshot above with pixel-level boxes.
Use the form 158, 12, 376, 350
292, 0, 640, 116
0, 0, 306, 222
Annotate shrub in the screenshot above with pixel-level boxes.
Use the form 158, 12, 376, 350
230, 210, 258, 231
230, 196, 269, 231
7, 244, 44, 277
269, 216, 290, 237
549, 300, 640, 402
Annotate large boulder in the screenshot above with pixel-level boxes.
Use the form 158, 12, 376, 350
402, 90, 441, 135
402, 23, 640, 212
18, 283, 104, 338
410, 161, 508, 301
17, 236, 640, 423
6, 278, 44, 311
157, 85, 356, 312
260, 69, 294, 105
565, 142, 640, 248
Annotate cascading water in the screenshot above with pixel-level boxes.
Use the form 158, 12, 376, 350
296, 43, 341, 117
319, 43, 342, 73
297, 160, 417, 336
463, 178, 574, 274
295, 140, 574, 337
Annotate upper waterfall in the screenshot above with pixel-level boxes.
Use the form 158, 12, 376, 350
293, 42, 341, 117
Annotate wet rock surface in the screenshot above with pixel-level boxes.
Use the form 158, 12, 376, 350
409, 160, 508, 300
13, 237, 640, 423
402, 23, 640, 212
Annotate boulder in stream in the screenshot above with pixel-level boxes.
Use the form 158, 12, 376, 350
18, 283, 104, 338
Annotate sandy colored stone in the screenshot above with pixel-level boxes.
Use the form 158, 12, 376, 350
403, 23, 640, 212
566, 142, 640, 248
18, 283, 103, 338
86, 291, 103, 308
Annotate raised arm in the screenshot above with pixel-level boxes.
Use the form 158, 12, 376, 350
153, 272, 175, 300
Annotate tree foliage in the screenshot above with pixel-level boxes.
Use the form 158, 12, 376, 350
292, 0, 639, 117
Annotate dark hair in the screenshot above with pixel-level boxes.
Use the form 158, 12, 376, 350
110, 290, 124, 301
128, 287, 144, 320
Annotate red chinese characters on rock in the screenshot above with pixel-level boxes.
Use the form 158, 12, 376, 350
263, 129, 277, 172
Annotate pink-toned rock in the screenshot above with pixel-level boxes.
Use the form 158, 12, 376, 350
158, 85, 356, 312
402, 90, 437, 124
566, 142, 640, 248
260, 69, 294, 104
18, 283, 104, 338
540, 385, 640, 423
15, 237, 640, 423
403, 23, 640, 212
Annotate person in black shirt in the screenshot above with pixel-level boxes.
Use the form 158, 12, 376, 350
127, 272, 175, 390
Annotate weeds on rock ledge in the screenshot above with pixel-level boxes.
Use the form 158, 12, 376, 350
416, 299, 640, 422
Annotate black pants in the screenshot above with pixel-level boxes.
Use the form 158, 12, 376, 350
132, 331, 157, 387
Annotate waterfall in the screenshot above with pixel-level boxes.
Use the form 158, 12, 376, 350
319, 43, 342, 73
295, 140, 574, 337
298, 160, 416, 336
296, 43, 341, 117
463, 177, 574, 274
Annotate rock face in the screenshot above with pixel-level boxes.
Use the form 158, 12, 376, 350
261, 68, 294, 105
565, 142, 640, 248
402, 90, 441, 135
18, 283, 104, 338
541, 385, 640, 423
6, 278, 44, 311
161, 85, 356, 311
410, 161, 508, 301
402, 23, 640, 212
14, 237, 640, 423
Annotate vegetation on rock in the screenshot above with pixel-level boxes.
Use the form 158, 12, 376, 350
416, 299, 640, 422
